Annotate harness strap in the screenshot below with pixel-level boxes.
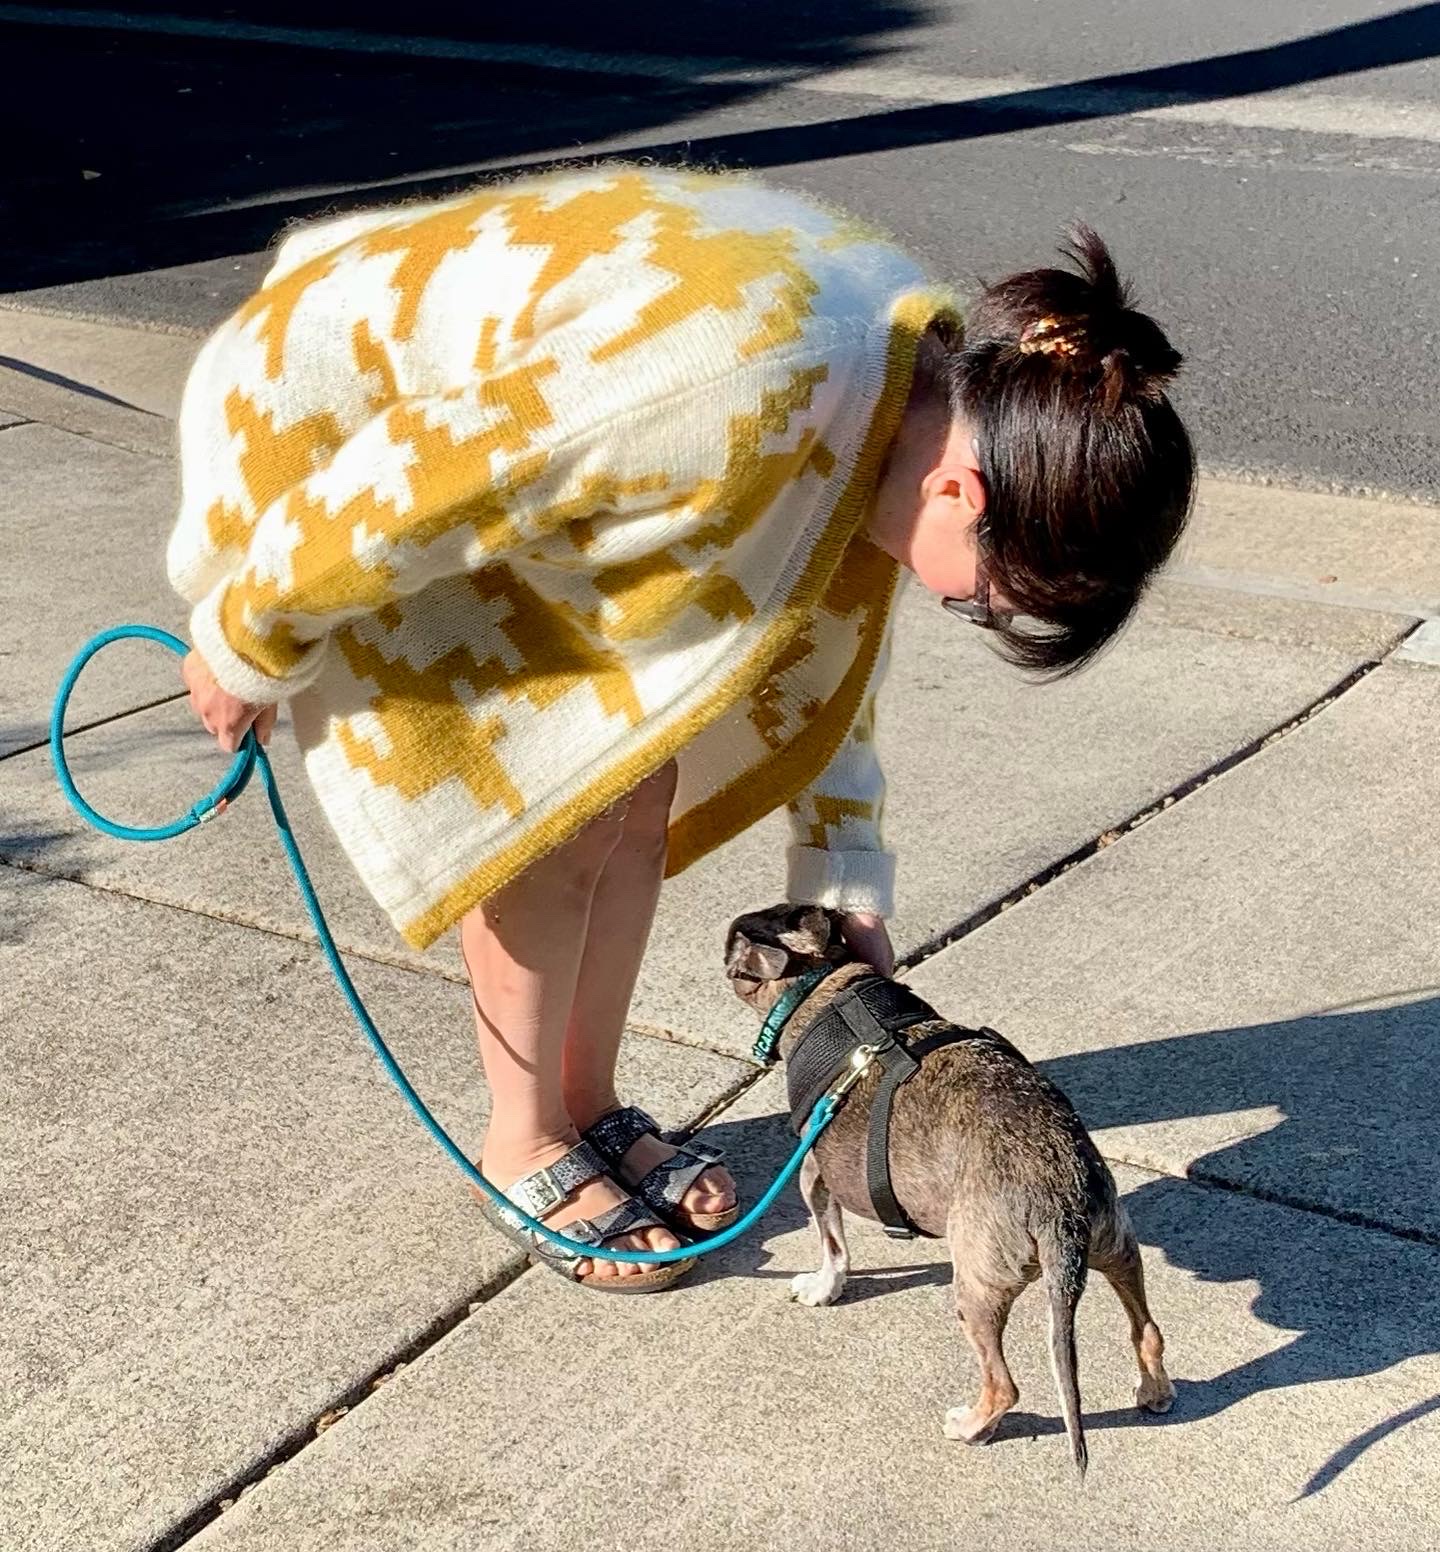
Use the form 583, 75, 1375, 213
866, 1028, 984, 1237
783, 971, 1001, 1239
785, 975, 933, 1134
866, 1039, 921, 1235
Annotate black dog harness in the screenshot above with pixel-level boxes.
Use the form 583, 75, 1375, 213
769, 972, 990, 1239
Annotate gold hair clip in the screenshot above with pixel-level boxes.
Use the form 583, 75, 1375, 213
1018, 315, 1082, 358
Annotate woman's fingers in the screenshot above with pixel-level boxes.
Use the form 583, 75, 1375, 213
839, 912, 895, 976
181, 652, 218, 736
180, 650, 271, 753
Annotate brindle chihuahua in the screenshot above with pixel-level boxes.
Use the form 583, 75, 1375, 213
725, 903, 1175, 1473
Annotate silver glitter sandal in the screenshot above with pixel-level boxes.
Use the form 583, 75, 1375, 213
582, 1106, 740, 1234
471, 1139, 695, 1294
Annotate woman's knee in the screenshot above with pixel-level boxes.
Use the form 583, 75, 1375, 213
500, 803, 626, 906
562, 804, 631, 886
620, 760, 678, 848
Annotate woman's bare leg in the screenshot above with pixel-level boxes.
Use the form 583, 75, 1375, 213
462, 800, 682, 1281
560, 762, 736, 1217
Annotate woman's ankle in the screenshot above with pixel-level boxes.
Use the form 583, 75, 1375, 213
480, 1123, 582, 1185
562, 1089, 621, 1134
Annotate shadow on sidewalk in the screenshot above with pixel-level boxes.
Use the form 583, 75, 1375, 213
693, 991, 1440, 1491
1042, 994, 1440, 1489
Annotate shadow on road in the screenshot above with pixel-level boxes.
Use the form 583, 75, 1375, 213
5, 4, 1440, 302
0, 1, 920, 293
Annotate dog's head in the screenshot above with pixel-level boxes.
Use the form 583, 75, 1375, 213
723, 903, 853, 1016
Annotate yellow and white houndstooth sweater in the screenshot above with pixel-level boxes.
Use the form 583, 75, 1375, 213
168, 166, 956, 948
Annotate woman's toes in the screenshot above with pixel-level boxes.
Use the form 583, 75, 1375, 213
614, 1228, 672, 1275
693, 1167, 736, 1212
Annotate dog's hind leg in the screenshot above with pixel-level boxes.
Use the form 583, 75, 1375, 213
1091, 1211, 1175, 1414
789, 1152, 850, 1307
943, 1267, 1024, 1445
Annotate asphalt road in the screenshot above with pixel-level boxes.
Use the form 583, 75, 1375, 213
3, 2, 1439, 499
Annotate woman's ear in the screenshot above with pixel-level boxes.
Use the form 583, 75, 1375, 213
921, 461, 986, 521
921, 417, 987, 522
957, 462, 987, 519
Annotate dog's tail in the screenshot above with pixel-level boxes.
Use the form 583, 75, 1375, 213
1038, 1218, 1090, 1479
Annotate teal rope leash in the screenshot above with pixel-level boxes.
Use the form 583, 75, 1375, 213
51, 625, 852, 1266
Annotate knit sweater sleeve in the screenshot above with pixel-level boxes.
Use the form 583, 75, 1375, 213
784, 680, 895, 920
169, 359, 706, 706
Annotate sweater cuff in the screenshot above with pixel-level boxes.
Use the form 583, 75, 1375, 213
786, 845, 896, 920
189, 584, 324, 706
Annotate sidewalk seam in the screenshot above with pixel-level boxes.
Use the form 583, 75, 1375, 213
896, 655, 1387, 974
138, 1046, 760, 1549
622, 1068, 1440, 1256
141, 1256, 532, 1552
3, 689, 189, 764
21, 414, 175, 461
677, 1062, 774, 1135
1099, 1151, 1440, 1251
0, 857, 743, 1058
668, 1048, 1440, 1256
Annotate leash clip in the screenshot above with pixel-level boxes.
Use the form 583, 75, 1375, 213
827, 1041, 883, 1102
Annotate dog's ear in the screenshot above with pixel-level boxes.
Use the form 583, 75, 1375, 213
724, 929, 792, 985
777, 906, 838, 959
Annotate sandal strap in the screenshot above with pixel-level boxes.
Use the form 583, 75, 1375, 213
583, 1197, 669, 1243
582, 1105, 661, 1162
580, 1107, 730, 1222
504, 1139, 607, 1220
493, 1191, 669, 1278
633, 1140, 725, 1215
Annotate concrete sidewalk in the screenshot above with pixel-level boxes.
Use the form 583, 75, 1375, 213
3, 314, 1439, 1552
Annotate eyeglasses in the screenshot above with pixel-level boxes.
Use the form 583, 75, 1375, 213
942, 558, 1012, 630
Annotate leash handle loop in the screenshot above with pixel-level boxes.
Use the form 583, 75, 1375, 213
50, 624, 256, 843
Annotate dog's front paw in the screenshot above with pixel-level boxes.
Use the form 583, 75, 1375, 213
789, 1269, 844, 1307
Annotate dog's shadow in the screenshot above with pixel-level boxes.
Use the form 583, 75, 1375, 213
688, 996, 1440, 1494
1039, 993, 1440, 1493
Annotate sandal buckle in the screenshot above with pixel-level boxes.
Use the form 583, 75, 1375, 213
521, 1166, 563, 1216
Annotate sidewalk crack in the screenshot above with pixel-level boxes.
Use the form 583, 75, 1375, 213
1, 860, 749, 1066
1103, 1151, 1440, 1250
3, 689, 189, 763
134, 1044, 756, 1550
141, 1256, 530, 1552
898, 657, 1384, 973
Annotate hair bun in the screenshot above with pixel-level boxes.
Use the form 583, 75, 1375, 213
940, 224, 1196, 674
1063, 225, 1184, 409
1004, 226, 1183, 411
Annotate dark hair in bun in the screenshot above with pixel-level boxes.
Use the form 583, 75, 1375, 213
938, 225, 1196, 674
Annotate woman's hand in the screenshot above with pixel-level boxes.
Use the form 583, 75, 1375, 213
181, 650, 276, 753
839, 912, 895, 976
